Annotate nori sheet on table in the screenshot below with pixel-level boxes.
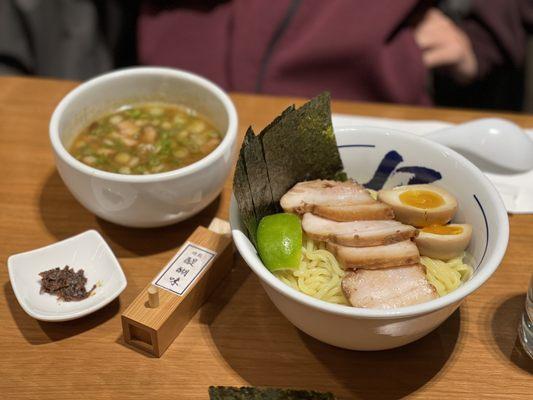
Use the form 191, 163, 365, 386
209, 386, 337, 400
232, 92, 344, 242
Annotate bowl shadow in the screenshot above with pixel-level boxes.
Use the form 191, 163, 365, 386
3, 282, 120, 345
95, 193, 221, 257
481, 293, 533, 373
39, 170, 222, 257
205, 272, 461, 400
38, 170, 94, 240
298, 311, 460, 399
198, 254, 251, 326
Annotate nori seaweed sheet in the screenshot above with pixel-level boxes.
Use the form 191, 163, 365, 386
209, 386, 337, 400
233, 148, 258, 245
241, 127, 278, 221
261, 92, 342, 202
232, 92, 344, 242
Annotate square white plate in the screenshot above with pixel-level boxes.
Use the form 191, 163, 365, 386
7, 230, 127, 321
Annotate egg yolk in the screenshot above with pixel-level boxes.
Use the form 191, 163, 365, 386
422, 224, 463, 235
399, 190, 444, 209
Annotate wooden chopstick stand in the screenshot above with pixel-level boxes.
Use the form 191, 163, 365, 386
121, 217, 233, 357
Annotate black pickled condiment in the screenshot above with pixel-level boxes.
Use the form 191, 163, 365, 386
39, 266, 96, 301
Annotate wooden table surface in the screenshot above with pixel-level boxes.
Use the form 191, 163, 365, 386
0, 76, 531, 399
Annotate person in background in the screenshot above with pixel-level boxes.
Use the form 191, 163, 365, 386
1, 0, 531, 110
137, 0, 532, 109
431, 0, 533, 110
0, 0, 137, 79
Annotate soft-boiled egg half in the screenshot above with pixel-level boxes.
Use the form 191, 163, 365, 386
378, 184, 458, 227
415, 224, 472, 260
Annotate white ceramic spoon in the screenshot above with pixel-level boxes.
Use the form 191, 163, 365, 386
425, 118, 533, 173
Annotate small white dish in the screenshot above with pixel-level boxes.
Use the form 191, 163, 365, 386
7, 230, 127, 322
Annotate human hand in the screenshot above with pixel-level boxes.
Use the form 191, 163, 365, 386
413, 8, 478, 84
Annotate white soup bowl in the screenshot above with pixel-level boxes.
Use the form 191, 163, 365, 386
50, 67, 238, 227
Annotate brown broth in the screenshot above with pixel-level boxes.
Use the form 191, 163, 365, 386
69, 103, 223, 174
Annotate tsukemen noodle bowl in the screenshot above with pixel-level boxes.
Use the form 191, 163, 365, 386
230, 126, 508, 350
50, 67, 238, 227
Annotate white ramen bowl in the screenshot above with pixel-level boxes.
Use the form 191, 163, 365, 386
50, 67, 238, 227
230, 127, 509, 350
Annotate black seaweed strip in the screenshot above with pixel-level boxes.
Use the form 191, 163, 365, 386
233, 144, 258, 245
242, 127, 277, 220
261, 92, 343, 202
257, 104, 296, 213
209, 385, 336, 400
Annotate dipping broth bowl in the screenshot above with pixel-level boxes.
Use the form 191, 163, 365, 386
230, 127, 509, 350
50, 67, 238, 228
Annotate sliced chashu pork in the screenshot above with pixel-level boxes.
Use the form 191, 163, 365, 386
342, 265, 438, 309
280, 179, 394, 221
327, 240, 420, 269
302, 213, 416, 247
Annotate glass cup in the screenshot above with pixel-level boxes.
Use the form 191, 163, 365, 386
519, 274, 533, 358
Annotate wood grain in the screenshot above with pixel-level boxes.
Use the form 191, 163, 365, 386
122, 223, 233, 357
0, 76, 531, 399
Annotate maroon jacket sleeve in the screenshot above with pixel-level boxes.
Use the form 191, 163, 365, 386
520, 0, 533, 33
139, 0, 433, 104
460, 0, 529, 79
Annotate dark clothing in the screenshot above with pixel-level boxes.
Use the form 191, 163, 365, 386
436, 0, 533, 110
138, 0, 532, 105
458, 0, 532, 79
0, 0, 136, 80
0, 0, 531, 109
139, 0, 431, 105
